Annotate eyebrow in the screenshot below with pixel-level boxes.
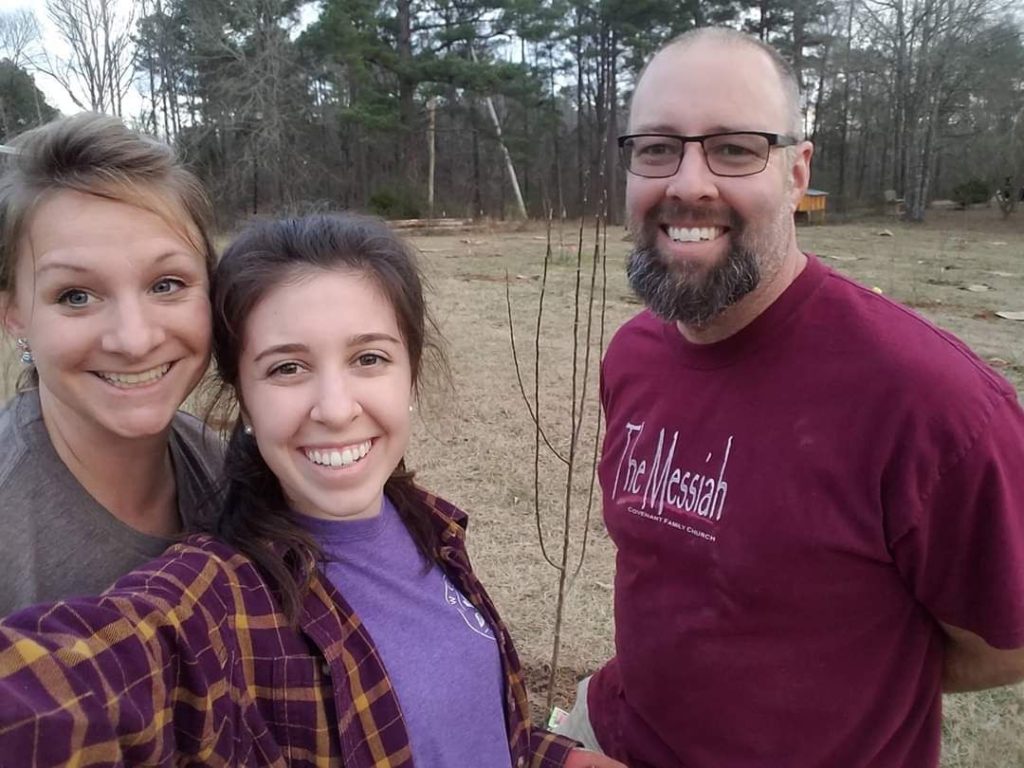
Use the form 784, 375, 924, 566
251, 333, 402, 364
628, 124, 743, 135
34, 250, 198, 277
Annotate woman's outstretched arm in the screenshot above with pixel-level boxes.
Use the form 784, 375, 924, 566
0, 541, 246, 766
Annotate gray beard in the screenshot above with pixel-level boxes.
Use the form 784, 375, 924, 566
626, 232, 761, 329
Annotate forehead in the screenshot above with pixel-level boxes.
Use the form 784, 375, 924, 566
22, 190, 202, 275
245, 268, 400, 341
630, 40, 790, 135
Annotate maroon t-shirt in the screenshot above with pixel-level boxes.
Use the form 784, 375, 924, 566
590, 256, 1024, 767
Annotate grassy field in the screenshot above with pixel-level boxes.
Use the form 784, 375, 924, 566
2, 207, 1023, 765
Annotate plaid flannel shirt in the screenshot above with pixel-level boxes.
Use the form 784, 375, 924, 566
0, 487, 577, 767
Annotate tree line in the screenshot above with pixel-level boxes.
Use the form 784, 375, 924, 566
0, 0, 1021, 224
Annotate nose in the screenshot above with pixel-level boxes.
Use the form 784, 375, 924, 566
309, 370, 362, 426
664, 140, 720, 204
100, 297, 166, 358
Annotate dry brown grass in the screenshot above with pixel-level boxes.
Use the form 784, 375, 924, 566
2, 207, 1022, 766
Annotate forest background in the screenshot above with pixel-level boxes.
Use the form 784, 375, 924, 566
0, 0, 1022, 225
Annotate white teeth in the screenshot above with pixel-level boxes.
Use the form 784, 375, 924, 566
304, 440, 372, 468
667, 226, 723, 243
98, 364, 171, 388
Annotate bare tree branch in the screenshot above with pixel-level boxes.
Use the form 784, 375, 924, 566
40, 0, 136, 115
0, 10, 41, 68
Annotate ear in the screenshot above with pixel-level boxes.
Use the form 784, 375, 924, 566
0, 290, 25, 337
786, 140, 815, 212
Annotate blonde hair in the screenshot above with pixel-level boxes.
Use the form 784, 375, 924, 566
0, 113, 215, 296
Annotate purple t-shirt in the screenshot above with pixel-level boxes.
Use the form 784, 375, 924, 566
590, 255, 1024, 767
300, 497, 512, 768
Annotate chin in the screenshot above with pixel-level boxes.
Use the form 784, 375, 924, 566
101, 411, 178, 440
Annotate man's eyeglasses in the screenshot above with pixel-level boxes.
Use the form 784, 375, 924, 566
617, 131, 799, 178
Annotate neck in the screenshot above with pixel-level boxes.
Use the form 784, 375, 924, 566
676, 246, 807, 345
37, 388, 181, 538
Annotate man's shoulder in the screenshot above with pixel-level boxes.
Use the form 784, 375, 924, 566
815, 266, 1012, 397
606, 310, 666, 354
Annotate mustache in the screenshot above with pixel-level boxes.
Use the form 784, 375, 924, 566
632, 201, 741, 242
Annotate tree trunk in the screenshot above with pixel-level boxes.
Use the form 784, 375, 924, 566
427, 96, 437, 218
468, 46, 527, 219
836, 0, 854, 209
471, 105, 483, 218
396, 0, 418, 187
481, 93, 527, 219
604, 29, 620, 224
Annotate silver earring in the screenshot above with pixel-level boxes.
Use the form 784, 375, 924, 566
243, 424, 253, 435
16, 338, 32, 365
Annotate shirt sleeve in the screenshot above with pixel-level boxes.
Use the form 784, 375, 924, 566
0, 552, 236, 765
889, 390, 1024, 649
528, 727, 582, 767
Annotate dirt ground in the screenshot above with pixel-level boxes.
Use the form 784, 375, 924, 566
400, 207, 1024, 768
1, 208, 1022, 766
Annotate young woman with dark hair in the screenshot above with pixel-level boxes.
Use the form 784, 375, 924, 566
0, 212, 624, 768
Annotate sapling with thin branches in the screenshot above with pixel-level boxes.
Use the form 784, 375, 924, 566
506, 184, 609, 715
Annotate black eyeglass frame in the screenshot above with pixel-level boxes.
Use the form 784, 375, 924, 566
617, 131, 800, 178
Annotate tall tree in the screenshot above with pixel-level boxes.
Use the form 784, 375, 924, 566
0, 59, 58, 138
40, 0, 136, 115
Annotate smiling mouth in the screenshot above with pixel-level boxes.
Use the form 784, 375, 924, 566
665, 225, 728, 243
94, 363, 172, 388
304, 440, 372, 469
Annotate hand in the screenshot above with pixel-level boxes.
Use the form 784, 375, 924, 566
565, 748, 628, 768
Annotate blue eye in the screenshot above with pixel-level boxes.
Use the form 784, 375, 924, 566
57, 289, 92, 307
152, 278, 185, 295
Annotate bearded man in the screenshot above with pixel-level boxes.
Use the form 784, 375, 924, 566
554, 27, 1024, 768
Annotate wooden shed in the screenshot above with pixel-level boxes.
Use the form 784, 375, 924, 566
797, 188, 828, 224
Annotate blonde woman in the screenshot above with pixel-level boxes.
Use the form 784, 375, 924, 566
0, 114, 222, 614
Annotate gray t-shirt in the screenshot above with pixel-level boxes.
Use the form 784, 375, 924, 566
0, 389, 223, 616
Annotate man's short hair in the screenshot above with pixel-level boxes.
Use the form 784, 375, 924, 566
636, 27, 804, 139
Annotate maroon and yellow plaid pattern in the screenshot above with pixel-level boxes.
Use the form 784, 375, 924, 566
0, 488, 577, 767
